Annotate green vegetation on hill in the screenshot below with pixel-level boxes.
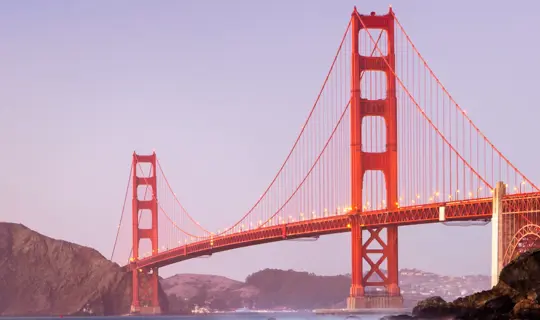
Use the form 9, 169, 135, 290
245, 268, 350, 309
162, 268, 352, 311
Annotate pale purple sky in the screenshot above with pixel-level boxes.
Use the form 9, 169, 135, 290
1, 0, 539, 281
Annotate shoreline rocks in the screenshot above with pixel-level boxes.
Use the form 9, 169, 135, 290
391, 249, 540, 319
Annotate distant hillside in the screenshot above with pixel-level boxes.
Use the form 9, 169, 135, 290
162, 268, 491, 312
161, 274, 258, 313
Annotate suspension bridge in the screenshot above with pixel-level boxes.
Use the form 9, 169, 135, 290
110, 7, 540, 314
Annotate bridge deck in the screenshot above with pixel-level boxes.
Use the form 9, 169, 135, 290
129, 192, 540, 270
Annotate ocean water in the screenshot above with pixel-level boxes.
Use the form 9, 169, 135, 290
0, 312, 395, 320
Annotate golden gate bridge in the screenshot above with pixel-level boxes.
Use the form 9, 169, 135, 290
109, 6, 540, 314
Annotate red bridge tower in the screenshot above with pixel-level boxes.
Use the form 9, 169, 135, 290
348, 7, 403, 309
130, 152, 161, 314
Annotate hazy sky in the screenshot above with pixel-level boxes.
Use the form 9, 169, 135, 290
2, 0, 539, 281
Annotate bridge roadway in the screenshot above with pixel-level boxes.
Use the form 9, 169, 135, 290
128, 192, 540, 271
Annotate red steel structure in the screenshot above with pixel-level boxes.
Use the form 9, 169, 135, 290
348, 9, 400, 308
109, 7, 540, 313
129, 153, 160, 314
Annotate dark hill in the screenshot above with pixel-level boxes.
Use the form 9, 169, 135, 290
161, 268, 352, 310
0, 222, 168, 316
245, 268, 351, 309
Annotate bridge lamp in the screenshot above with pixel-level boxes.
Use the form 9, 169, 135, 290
347, 223, 351, 228
476, 187, 482, 197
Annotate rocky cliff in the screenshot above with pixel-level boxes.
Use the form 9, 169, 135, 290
409, 249, 540, 319
0, 222, 168, 316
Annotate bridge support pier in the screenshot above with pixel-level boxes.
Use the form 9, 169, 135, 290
130, 268, 161, 314
490, 181, 505, 287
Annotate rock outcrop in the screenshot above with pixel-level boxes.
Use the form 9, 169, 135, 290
0, 222, 168, 316
407, 249, 540, 319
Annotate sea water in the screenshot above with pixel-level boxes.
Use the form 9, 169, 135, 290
0, 312, 393, 320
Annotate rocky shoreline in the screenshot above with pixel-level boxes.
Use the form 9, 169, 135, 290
385, 249, 540, 320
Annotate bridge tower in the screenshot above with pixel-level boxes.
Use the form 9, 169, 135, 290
130, 152, 161, 314
348, 7, 403, 309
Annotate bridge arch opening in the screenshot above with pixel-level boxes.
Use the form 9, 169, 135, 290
137, 185, 154, 201
362, 170, 387, 211
359, 29, 388, 57
137, 209, 152, 229
362, 116, 387, 153
137, 238, 153, 259
136, 162, 153, 178
503, 223, 540, 266
360, 71, 387, 100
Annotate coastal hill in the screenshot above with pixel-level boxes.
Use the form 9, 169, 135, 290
161, 268, 491, 311
0, 222, 168, 316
